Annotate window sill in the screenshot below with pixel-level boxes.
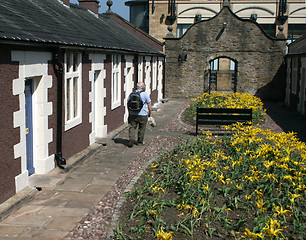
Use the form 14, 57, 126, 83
65, 116, 82, 131
111, 101, 121, 110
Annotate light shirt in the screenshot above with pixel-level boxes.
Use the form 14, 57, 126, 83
128, 89, 151, 116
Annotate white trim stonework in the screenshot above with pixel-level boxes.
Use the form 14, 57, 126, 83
124, 55, 135, 123
11, 51, 54, 192
88, 53, 107, 145
144, 56, 151, 94
157, 58, 163, 102
138, 56, 143, 83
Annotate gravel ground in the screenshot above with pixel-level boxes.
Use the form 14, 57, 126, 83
64, 102, 283, 240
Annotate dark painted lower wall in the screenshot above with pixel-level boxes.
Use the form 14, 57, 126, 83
0, 48, 21, 204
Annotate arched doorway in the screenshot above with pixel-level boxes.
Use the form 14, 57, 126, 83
209, 57, 237, 93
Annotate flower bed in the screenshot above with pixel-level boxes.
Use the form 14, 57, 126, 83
114, 124, 305, 239
185, 92, 265, 125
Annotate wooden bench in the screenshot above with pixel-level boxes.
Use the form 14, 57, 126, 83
196, 107, 252, 135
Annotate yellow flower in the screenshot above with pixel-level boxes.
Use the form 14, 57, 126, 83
203, 184, 209, 192
150, 210, 158, 216
273, 204, 291, 216
256, 199, 267, 212
262, 218, 283, 238
156, 228, 173, 240
288, 192, 301, 204
244, 227, 264, 239
177, 201, 192, 211
255, 189, 263, 200
236, 184, 243, 190
245, 195, 252, 201
296, 184, 306, 191
192, 208, 199, 218
151, 163, 159, 169
151, 186, 165, 193
263, 173, 278, 182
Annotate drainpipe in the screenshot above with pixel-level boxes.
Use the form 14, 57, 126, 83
162, 57, 166, 98
135, 55, 139, 88
52, 50, 66, 167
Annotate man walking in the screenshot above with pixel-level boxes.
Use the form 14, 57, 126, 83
127, 82, 152, 148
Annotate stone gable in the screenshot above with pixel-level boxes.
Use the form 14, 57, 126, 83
164, 7, 286, 100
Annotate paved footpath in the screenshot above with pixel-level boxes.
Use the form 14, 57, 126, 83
0, 99, 186, 240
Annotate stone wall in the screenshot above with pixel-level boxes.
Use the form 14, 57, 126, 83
149, 3, 177, 42
164, 7, 287, 100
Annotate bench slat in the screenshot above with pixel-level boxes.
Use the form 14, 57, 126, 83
197, 115, 252, 121
197, 108, 252, 114
196, 107, 252, 134
197, 120, 249, 125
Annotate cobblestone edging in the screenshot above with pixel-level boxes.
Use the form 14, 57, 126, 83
106, 154, 159, 239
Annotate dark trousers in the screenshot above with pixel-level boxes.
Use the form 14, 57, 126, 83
128, 115, 148, 143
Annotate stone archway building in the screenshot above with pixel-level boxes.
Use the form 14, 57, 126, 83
164, 7, 287, 100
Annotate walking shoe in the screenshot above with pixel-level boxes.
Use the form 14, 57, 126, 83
128, 140, 134, 148
137, 141, 146, 146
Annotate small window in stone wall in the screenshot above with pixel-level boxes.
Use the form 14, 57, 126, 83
177, 24, 191, 37
209, 58, 237, 92
211, 59, 219, 71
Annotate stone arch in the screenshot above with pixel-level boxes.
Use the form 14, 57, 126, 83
290, 7, 306, 16
234, 7, 274, 16
179, 7, 218, 16
208, 56, 238, 93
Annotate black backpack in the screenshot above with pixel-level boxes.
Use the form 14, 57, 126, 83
128, 91, 143, 111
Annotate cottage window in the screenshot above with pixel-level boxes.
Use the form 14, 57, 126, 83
112, 55, 121, 109
65, 53, 82, 130
152, 57, 157, 91
138, 56, 143, 83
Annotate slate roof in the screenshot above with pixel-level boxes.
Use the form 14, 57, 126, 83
287, 36, 306, 55
0, 0, 163, 55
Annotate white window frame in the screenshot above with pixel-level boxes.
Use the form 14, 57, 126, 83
152, 57, 157, 91
138, 56, 143, 83
111, 55, 121, 109
64, 52, 82, 131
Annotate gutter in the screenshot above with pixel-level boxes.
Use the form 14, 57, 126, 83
52, 49, 66, 167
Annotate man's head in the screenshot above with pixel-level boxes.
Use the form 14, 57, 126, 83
137, 82, 145, 90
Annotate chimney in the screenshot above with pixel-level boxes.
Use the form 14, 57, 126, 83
78, 0, 100, 15
61, 0, 70, 6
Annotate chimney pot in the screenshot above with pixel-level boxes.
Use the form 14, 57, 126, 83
78, 0, 100, 15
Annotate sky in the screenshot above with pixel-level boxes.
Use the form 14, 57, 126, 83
70, 0, 129, 20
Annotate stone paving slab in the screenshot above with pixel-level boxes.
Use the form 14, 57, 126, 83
45, 216, 84, 231
18, 229, 68, 240
0, 99, 185, 239
1, 214, 52, 227
0, 226, 27, 237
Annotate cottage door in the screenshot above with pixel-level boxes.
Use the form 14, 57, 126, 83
25, 79, 35, 175
93, 70, 106, 139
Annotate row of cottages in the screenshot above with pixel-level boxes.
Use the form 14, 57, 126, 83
285, 36, 306, 115
0, 0, 164, 204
